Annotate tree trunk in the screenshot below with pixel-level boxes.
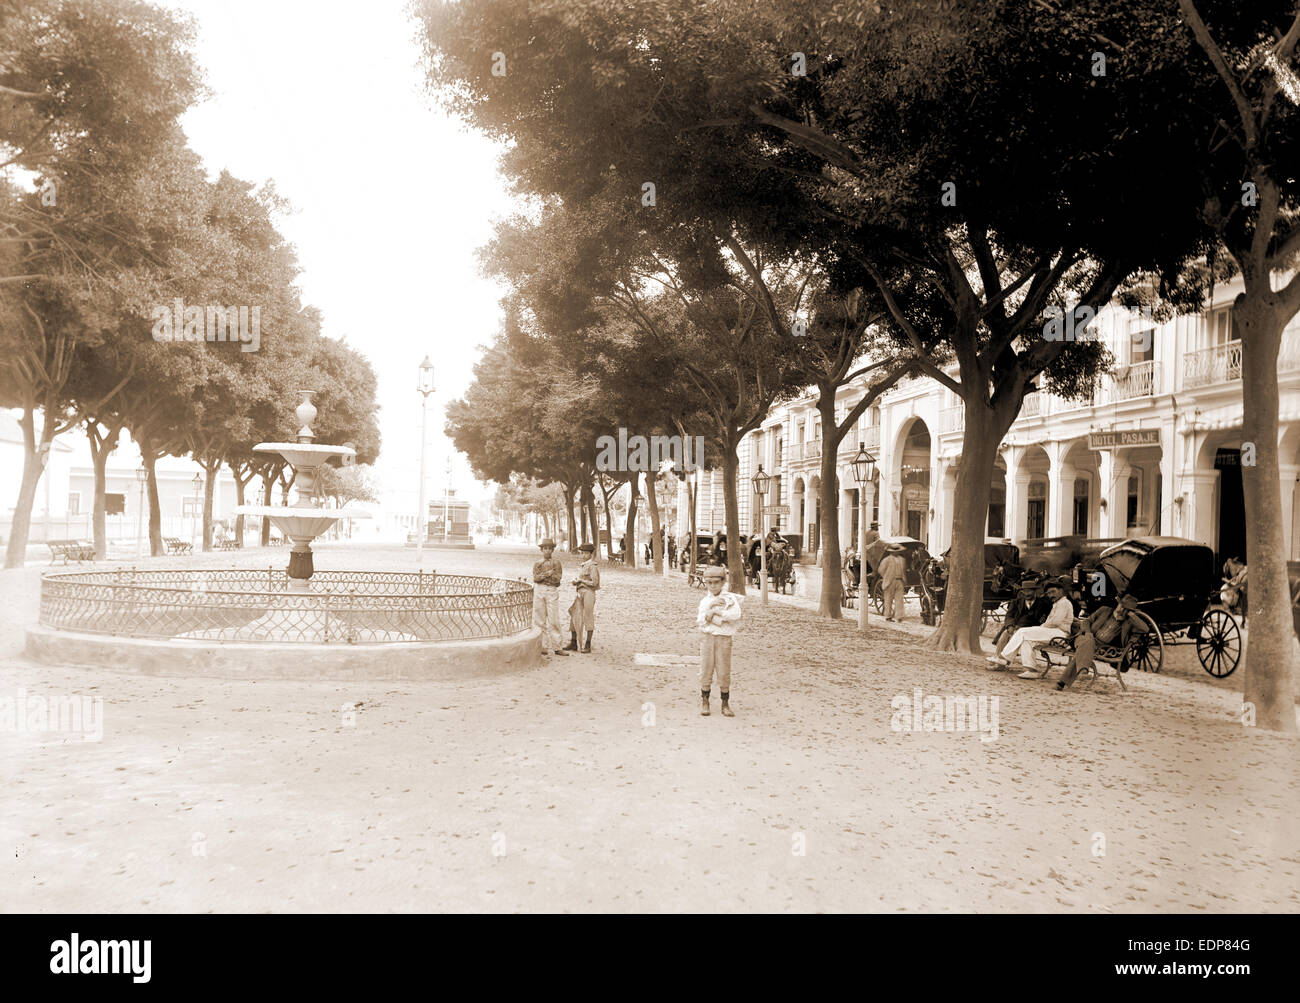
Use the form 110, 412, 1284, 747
646, 470, 664, 573
233, 477, 247, 546
602, 495, 616, 562
260, 476, 274, 546
88, 431, 114, 560
564, 483, 577, 551
720, 441, 746, 595
143, 450, 163, 557
817, 397, 844, 618
688, 473, 698, 578
1237, 295, 1299, 732
4, 407, 47, 568
623, 474, 638, 566
924, 395, 1016, 653
200, 460, 219, 552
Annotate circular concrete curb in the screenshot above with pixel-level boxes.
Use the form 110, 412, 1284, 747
24, 624, 542, 681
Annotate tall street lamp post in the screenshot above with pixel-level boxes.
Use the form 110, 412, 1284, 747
416, 357, 434, 563
443, 456, 451, 544
852, 443, 876, 632
751, 464, 771, 606
134, 467, 147, 558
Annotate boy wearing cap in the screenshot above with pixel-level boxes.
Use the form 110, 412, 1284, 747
532, 539, 569, 657
697, 565, 742, 717
987, 577, 1074, 672
563, 542, 600, 652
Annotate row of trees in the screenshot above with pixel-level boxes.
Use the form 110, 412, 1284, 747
424, 0, 1300, 732
0, 1, 380, 563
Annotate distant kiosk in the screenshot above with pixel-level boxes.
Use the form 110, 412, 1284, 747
412, 490, 475, 550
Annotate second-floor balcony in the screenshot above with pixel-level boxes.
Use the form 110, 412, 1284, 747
1183, 341, 1241, 388
1183, 328, 1300, 389
1109, 360, 1160, 402
941, 405, 964, 434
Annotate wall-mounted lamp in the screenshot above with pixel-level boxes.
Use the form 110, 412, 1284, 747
1098, 498, 1108, 512
1174, 494, 1186, 507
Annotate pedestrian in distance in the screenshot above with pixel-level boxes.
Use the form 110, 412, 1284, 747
879, 542, 907, 622
532, 538, 569, 657
697, 564, 742, 717
563, 541, 600, 652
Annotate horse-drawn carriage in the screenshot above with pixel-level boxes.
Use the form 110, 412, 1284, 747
845, 536, 940, 624
1068, 536, 1243, 678
929, 540, 1023, 631
743, 536, 796, 594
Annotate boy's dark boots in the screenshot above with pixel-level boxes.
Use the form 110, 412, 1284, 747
720, 692, 734, 717
562, 631, 578, 651
581, 631, 593, 653
700, 690, 711, 716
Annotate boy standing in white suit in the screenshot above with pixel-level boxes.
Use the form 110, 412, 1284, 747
697, 565, 743, 717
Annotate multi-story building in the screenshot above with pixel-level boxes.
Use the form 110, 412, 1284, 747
677, 275, 1300, 567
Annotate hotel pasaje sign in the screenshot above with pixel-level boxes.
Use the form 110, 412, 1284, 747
1088, 429, 1160, 450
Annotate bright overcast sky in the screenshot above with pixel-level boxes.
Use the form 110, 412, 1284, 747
170, 0, 517, 505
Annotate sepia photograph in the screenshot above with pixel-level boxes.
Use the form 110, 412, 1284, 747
0, 0, 1297, 976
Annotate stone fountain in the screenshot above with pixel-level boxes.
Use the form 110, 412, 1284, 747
235, 391, 371, 590
27, 390, 541, 680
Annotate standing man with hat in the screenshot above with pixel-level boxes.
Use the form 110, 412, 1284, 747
563, 541, 600, 652
988, 576, 1075, 671
879, 542, 908, 622
532, 538, 569, 657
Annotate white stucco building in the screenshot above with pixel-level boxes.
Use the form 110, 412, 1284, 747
678, 275, 1300, 567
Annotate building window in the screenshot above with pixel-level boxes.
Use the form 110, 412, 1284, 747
1072, 477, 1090, 535
1127, 473, 1140, 528
67, 492, 81, 516
1027, 479, 1046, 539
105, 493, 125, 516
1211, 307, 1239, 345
1131, 329, 1155, 364
988, 484, 1006, 538
776, 437, 784, 466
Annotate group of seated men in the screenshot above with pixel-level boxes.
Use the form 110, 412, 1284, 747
987, 574, 1148, 689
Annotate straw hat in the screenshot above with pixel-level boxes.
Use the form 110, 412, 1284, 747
539, 538, 557, 549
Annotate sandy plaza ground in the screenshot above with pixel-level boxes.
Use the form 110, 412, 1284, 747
1, 541, 1298, 913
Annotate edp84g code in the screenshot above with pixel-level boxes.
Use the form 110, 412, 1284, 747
1191, 940, 1250, 951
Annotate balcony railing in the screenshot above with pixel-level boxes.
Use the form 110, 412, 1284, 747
1022, 392, 1042, 418
1183, 341, 1242, 388
1109, 360, 1160, 402
838, 425, 881, 453
940, 405, 964, 434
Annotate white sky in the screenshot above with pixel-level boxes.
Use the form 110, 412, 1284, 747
169, 0, 518, 505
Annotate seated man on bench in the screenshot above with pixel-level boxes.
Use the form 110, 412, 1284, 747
987, 577, 1074, 675
1053, 593, 1147, 690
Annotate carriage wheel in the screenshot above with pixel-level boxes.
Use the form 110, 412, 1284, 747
1121, 611, 1165, 673
871, 581, 884, 614
1197, 608, 1242, 679
921, 591, 935, 626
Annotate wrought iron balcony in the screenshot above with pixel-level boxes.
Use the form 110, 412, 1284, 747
1109, 360, 1160, 401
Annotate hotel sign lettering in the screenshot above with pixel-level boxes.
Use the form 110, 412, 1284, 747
1088, 429, 1160, 449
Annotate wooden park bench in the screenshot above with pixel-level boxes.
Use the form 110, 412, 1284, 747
163, 537, 193, 555
47, 539, 95, 565
1029, 620, 1128, 691
216, 539, 241, 551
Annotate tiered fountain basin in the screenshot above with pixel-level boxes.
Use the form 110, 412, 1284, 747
26, 568, 540, 680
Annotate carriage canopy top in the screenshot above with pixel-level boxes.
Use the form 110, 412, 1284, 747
1098, 536, 1216, 602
